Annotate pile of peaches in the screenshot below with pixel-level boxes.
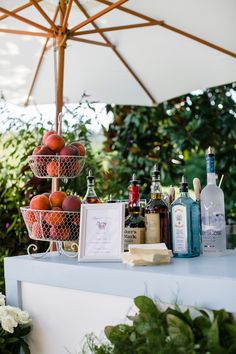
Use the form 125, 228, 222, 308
22, 192, 81, 241
29, 130, 86, 178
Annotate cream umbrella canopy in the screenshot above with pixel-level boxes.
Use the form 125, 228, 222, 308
0, 0, 236, 131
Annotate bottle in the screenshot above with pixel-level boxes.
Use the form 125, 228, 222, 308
201, 147, 226, 255
83, 170, 101, 203
145, 165, 170, 248
124, 174, 145, 251
168, 186, 176, 205
170, 176, 200, 257
193, 178, 201, 204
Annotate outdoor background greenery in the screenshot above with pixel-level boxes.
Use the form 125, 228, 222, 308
0, 82, 235, 293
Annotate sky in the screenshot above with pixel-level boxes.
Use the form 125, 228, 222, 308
0, 101, 113, 133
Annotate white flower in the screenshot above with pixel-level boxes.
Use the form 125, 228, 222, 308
1, 314, 18, 333
2, 306, 31, 325
0, 305, 31, 334
0, 293, 5, 307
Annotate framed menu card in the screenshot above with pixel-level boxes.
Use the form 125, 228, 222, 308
78, 203, 125, 262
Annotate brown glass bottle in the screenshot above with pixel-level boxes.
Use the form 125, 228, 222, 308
145, 165, 171, 249
124, 174, 145, 251
83, 170, 101, 204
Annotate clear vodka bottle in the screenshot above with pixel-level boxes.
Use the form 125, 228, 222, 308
200, 147, 226, 256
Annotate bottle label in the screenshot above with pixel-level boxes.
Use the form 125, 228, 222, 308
145, 214, 160, 243
172, 205, 188, 254
124, 228, 145, 251
201, 213, 226, 253
206, 155, 215, 173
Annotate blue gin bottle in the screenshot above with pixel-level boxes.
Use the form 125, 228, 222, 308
170, 176, 200, 257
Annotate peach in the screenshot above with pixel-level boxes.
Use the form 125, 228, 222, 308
43, 130, 57, 144
60, 145, 79, 157
24, 210, 36, 226
45, 134, 65, 152
46, 160, 60, 177
50, 225, 70, 240
41, 221, 50, 238
30, 194, 51, 210
49, 191, 66, 208
62, 196, 81, 211
32, 145, 54, 156
70, 142, 86, 156
73, 214, 80, 225
32, 222, 43, 238
44, 207, 64, 226
72, 162, 81, 175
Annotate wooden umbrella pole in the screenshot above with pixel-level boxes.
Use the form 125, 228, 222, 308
51, 0, 67, 251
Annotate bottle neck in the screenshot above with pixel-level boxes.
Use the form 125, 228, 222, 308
206, 154, 216, 185
179, 191, 189, 198
128, 184, 140, 214
150, 180, 162, 199
207, 173, 216, 185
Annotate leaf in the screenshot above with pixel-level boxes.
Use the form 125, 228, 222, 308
21, 339, 31, 354
167, 314, 194, 349
134, 296, 159, 315
225, 323, 236, 342
207, 318, 221, 351
19, 325, 31, 337
5, 337, 19, 343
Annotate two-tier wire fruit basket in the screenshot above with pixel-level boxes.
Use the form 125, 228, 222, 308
21, 151, 85, 258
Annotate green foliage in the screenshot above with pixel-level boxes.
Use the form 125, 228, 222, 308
0, 100, 103, 293
102, 83, 236, 219
0, 324, 31, 354
82, 296, 236, 354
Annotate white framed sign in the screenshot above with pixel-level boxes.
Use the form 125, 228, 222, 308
78, 203, 125, 262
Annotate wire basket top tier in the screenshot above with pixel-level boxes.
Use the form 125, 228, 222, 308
28, 155, 85, 178
21, 207, 80, 242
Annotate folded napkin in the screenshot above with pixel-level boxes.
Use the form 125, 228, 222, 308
122, 243, 172, 266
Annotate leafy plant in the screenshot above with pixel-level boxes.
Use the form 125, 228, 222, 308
81, 296, 236, 354
0, 98, 103, 293
102, 83, 236, 219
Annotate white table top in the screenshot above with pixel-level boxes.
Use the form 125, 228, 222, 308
4, 250, 236, 312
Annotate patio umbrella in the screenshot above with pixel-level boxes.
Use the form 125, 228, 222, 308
0, 0, 235, 130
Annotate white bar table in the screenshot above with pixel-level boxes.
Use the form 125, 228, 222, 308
4, 251, 236, 354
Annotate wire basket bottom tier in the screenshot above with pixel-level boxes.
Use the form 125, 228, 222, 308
21, 207, 80, 242
28, 155, 85, 178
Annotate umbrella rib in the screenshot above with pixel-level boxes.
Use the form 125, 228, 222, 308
72, 22, 160, 36
162, 23, 236, 59
69, 37, 114, 47
25, 6, 60, 107
0, 28, 52, 38
0, 1, 42, 22
73, 0, 157, 105
62, 0, 74, 33
0, 6, 53, 34
70, 0, 129, 34
95, 0, 236, 59
29, 0, 58, 32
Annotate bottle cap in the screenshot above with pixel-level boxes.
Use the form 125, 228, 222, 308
130, 173, 139, 185
87, 170, 94, 184
151, 164, 160, 180
180, 175, 188, 192
207, 146, 214, 156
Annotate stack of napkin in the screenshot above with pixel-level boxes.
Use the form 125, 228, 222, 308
122, 243, 172, 266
